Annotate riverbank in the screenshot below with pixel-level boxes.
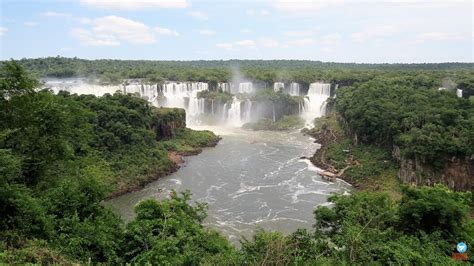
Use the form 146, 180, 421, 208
106, 128, 221, 199
303, 114, 401, 198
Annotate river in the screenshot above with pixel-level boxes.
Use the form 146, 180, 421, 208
105, 126, 350, 243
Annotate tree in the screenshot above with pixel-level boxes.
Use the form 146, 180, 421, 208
0, 60, 39, 99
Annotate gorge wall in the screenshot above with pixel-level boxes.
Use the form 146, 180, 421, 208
151, 108, 186, 140
393, 146, 473, 191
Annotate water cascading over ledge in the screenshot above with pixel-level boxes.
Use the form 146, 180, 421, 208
301, 82, 332, 127
44, 79, 335, 128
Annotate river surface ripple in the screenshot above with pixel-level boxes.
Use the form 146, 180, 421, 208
105, 127, 350, 242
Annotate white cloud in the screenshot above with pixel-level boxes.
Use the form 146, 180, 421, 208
287, 38, 317, 46
241, 28, 253, 34
42, 11, 69, 17
259, 38, 279, 48
197, 29, 215, 36
24, 21, 38, 27
351, 25, 401, 43
415, 31, 468, 42
188, 11, 209, 20
0, 27, 8, 36
155, 26, 179, 36
216, 43, 234, 50
70, 15, 156, 46
274, 0, 345, 13
80, 0, 188, 10
216, 39, 256, 50
70, 28, 120, 46
235, 39, 256, 47
321, 33, 342, 45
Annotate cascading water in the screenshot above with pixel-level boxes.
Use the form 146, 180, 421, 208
302, 82, 331, 127
238, 82, 253, 94
45, 78, 333, 128
218, 82, 231, 93
289, 82, 300, 96
226, 97, 242, 127
456, 89, 463, 98
123, 83, 160, 106
273, 82, 285, 92
45, 78, 123, 97
243, 99, 252, 123
161, 82, 208, 124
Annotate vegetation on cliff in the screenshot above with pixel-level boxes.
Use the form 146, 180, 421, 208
336, 76, 473, 168
0, 61, 220, 195
243, 115, 304, 131
303, 114, 401, 196
330, 75, 473, 193
9, 57, 473, 99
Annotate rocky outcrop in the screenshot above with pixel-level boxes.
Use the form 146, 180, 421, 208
151, 107, 186, 140
393, 146, 474, 191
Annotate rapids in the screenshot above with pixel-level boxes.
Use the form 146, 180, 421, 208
105, 127, 350, 243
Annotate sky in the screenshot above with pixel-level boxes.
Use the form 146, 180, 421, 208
0, 0, 472, 63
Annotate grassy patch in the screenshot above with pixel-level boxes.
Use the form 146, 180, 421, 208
161, 128, 220, 154
243, 115, 304, 131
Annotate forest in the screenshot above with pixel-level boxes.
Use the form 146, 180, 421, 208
6, 57, 474, 99
1, 61, 473, 264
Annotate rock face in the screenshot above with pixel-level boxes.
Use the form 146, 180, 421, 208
393, 146, 474, 191
151, 107, 186, 140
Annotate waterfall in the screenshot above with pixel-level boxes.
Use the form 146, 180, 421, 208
456, 89, 463, 98
243, 99, 252, 123
333, 84, 339, 98
221, 103, 228, 123
123, 83, 160, 106
44, 78, 122, 97
211, 99, 214, 115
272, 103, 276, 122
46, 78, 336, 128
289, 82, 300, 96
218, 82, 231, 93
238, 82, 253, 94
273, 82, 285, 92
226, 97, 242, 127
302, 82, 331, 127
161, 82, 208, 124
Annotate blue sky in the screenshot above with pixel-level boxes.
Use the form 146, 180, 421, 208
0, 0, 472, 63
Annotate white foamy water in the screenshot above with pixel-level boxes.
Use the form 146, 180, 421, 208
105, 128, 350, 243
302, 82, 331, 127
44, 79, 335, 129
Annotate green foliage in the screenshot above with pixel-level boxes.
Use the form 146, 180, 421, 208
198, 90, 233, 103
122, 191, 233, 264
9, 57, 474, 86
0, 61, 39, 99
0, 62, 223, 264
161, 128, 220, 153
336, 76, 474, 168
243, 115, 304, 131
312, 188, 472, 264
398, 185, 472, 237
